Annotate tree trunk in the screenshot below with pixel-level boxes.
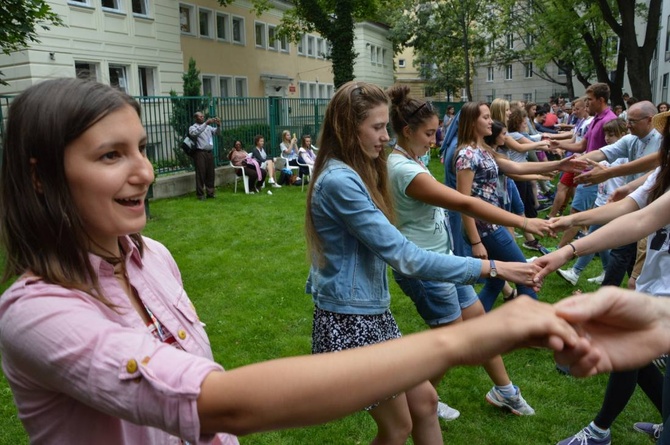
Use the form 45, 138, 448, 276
329, 0, 356, 88
461, 15, 472, 101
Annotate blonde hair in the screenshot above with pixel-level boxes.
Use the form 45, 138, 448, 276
490, 98, 510, 125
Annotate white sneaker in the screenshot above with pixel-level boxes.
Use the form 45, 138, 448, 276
437, 401, 460, 421
556, 268, 579, 286
267, 190, 273, 195
272, 182, 282, 188
587, 271, 606, 284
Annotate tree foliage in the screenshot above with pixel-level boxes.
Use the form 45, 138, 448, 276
0, 0, 63, 84
388, 0, 491, 101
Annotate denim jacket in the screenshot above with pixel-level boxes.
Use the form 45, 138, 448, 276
306, 159, 481, 315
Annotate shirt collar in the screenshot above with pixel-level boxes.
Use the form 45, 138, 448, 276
639, 128, 661, 145
88, 235, 143, 277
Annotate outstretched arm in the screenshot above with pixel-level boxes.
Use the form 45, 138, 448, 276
197, 297, 579, 435
405, 173, 551, 237
575, 152, 659, 186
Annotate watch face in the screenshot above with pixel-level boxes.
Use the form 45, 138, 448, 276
490, 270, 497, 278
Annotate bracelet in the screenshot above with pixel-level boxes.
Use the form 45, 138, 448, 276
471, 240, 482, 246
568, 242, 578, 259
522, 217, 528, 231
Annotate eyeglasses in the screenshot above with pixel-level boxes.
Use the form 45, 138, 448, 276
626, 116, 650, 125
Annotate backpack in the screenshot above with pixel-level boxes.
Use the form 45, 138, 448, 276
181, 131, 198, 157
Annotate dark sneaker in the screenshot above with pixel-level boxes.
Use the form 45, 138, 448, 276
523, 239, 544, 252
633, 422, 663, 440
556, 427, 611, 445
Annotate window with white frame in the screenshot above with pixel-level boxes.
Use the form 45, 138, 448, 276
398, 59, 406, 68
486, 95, 493, 103
232, 16, 244, 44
138, 66, 156, 96
326, 85, 334, 98
102, 0, 122, 11
376, 47, 381, 65
298, 35, 305, 54
219, 77, 232, 97
255, 22, 266, 48
525, 62, 533, 78
268, 25, 277, 50
280, 35, 289, 52
202, 76, 214, 96
505, 64, 513, 80
307, 36, 315, 57
318, 84, 326, 98
75, 61, 98, 81
316, 38, 324, 58
180, 4, 194, 34
370, 45, 376, 63
506, 33, 514, 50
309, 83, 317, 98
131, 0, 148, 16
504, 94, 512, 101
68, 0, 91, 5
299, 82, 308, 97
108, 65, 129, 93
199, 9, 213, 38
663, 73, 669, 102
216, 13, 228, 41
523, 92, 533, 102
487, 67, 494, 82
382, 49, 387, 66
666, 15, 670, 52
235, 78, 247, 97
325, 41, 332, 57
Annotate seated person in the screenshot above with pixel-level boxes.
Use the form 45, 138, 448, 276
280, 130, 299, 166
297, 134, 317, 179
228, 140, 266, 193
251, 134, 280, 188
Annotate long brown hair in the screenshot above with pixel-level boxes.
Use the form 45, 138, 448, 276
457, 101, 489, 150
0, 78, 144, 303
648, 118, 670, 204
305, 81, 393, 265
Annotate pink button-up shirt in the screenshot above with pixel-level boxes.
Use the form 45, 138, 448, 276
0, 236, 239, 445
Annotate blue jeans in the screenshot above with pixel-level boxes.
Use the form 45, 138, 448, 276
573, 224, 610, 273
502, 178, 524, 215
479, 226, 538, 311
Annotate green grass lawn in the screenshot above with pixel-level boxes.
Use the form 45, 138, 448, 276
0, 160, 659, 444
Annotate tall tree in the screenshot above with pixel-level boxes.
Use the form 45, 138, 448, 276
389, 0, 489, 101
0, 0, 63, 85
219, 0, 389, 88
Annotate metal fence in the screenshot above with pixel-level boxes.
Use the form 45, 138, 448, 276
0, 95, 329, 175
0, 94, 459, 176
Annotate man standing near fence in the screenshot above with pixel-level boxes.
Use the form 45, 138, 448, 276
189, 111, 220, 200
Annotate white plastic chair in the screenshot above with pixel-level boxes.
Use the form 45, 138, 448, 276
231, 164, 250, 194
279, 151, 300, 176
296, 158, 313, 191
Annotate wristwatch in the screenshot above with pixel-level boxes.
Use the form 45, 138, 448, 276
489, 259, 498, 278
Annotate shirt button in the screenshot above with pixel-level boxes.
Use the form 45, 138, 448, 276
126, 359, 138, 373
178, 329, 187, 340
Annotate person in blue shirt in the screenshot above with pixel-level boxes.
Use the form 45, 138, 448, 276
304, 81, 542, 444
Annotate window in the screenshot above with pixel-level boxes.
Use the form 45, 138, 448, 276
307, 36, 315, 57
268, 25, 277, 50
523, 92, 533, 102
216, 13, 228, 41
666, 15, 670, 52
398, 59, 406, 68
299, 82, 307, 97
202, 76, 215, 96
199, 9, 213, 38
376, 47, 381, 65
255, 22, 266, 48
557, 64, 566, 75
326, 85, 334, 98
506, 33, 514, 50
68, 0, 91, 5
220, 77, 232, 97
504, 94, 512, 101
132, 0, 148, 15
75, 61, 98, 81
505, 64, 513, 80
382, 49, 387, 66
138, 66, 156, 96
108, 65, 129, 93
279, 35, 289, 52
180, 5, 194, 34
232, 16, 244, 44
297, 35, 305, 54
525, 62, 533, 78
309, 83, 317, 98
487, 67, 494, 82
235, 78, 247, 97
316, 38, 324, 58
319, 84, 326, 98
663, 73, 669, 102
102, 0, 122, 11
486, 95, 493, 103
